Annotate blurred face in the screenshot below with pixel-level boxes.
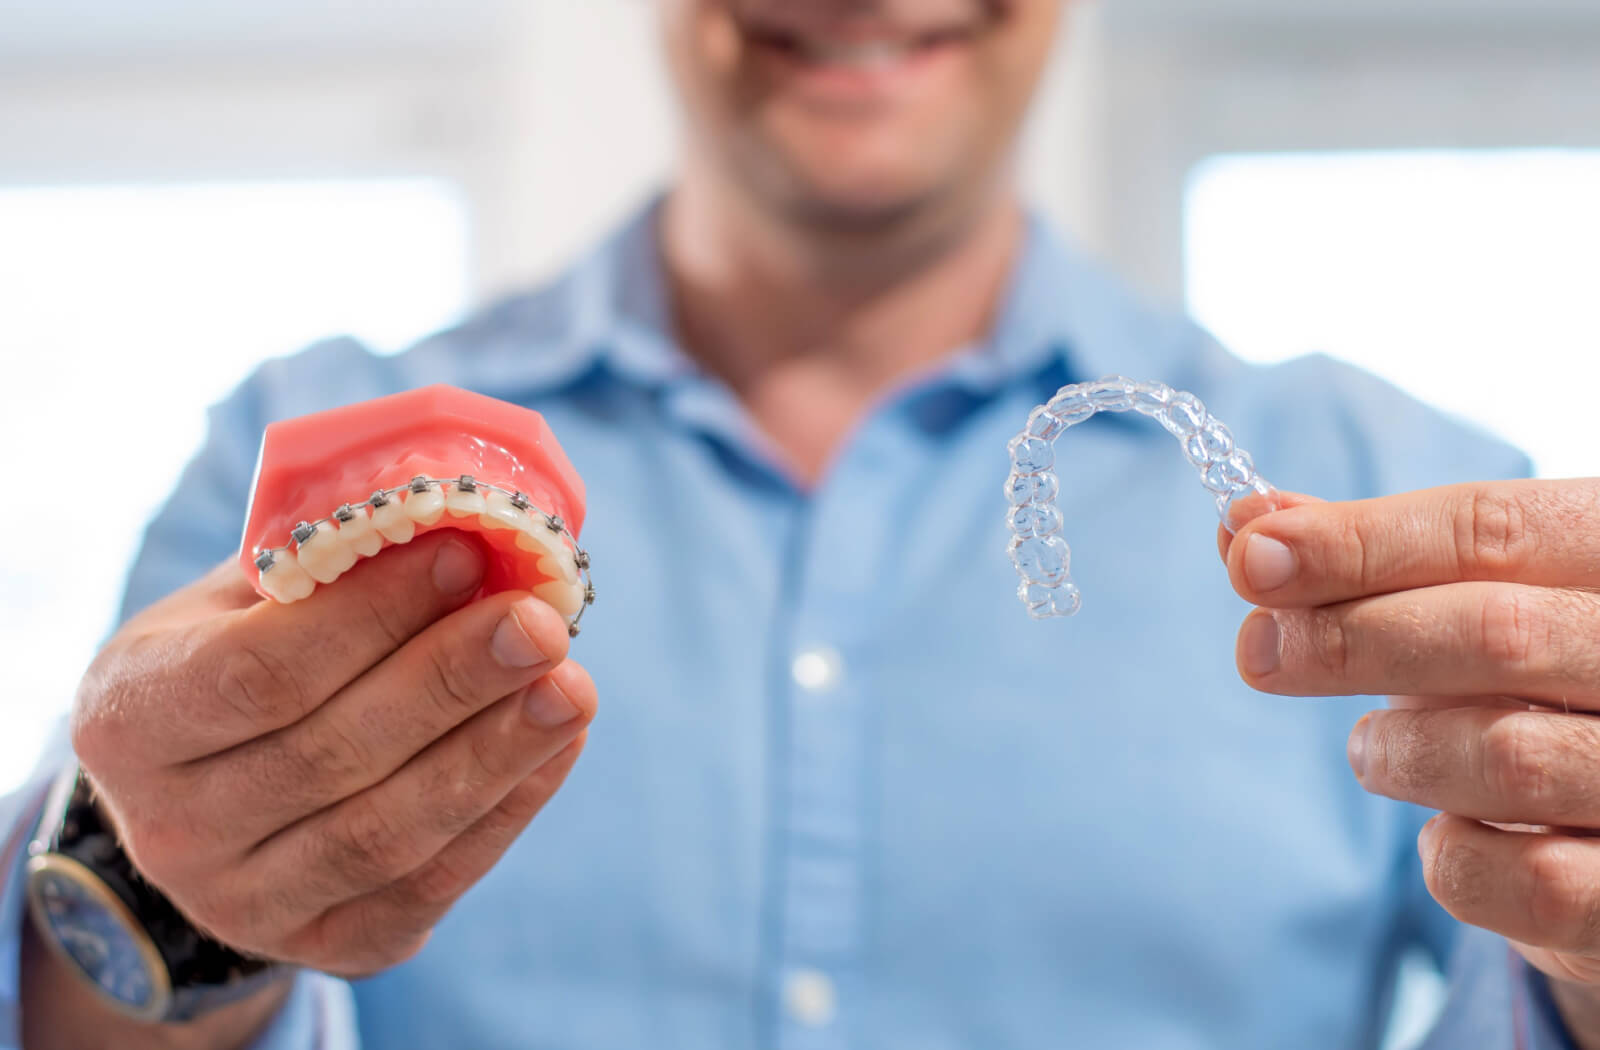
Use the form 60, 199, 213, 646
660, 0, 1065, 231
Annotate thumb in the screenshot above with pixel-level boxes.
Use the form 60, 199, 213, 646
1216, 490, 1324, 563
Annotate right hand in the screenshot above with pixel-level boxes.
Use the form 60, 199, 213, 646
71, 531, 596, 978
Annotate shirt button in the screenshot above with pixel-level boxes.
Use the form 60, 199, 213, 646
783, 968, 837, 1027
791, 646, 843, 692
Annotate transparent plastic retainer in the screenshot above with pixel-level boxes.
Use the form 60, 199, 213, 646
1006, 376, 1280, 619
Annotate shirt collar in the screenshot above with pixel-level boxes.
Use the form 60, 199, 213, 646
465, 195, 1203, 404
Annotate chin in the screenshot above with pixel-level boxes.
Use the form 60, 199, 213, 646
749, 123, 968, 233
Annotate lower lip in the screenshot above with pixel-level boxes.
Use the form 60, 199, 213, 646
748, 35, 971, 107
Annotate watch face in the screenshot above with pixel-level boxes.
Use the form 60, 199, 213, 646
32, 866, 160, 1014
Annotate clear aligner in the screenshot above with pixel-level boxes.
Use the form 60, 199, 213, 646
252, 477, 595, 637
1005, 376, 1278, 620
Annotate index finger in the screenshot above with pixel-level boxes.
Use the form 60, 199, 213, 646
1224, 478, 1595, 608
104, 530, 489, 761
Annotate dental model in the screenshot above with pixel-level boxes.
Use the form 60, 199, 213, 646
1005, 376, 1279, 620
239, 385, 595, 636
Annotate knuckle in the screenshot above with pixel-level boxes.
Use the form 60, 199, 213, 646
1457, 489, 1534, 577
422, 643, 486, 719
1335, 517, 1375, 593
420, 760, 493, 836
323, 796, 417, 887
1477, 589, 1547, 677
1524, 844, 1592, 944
1479, 715, 1556, 809
288, 716, 374, 791
71, 651, 149, 770
464, 725, 514, 786
361, 589, 416, 652
69, 686, 118, 771
403, 854, 474, 912
216, 644, 312, 725
1307, 608, 1354, 681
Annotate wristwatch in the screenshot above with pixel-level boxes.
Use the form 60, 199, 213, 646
24, 763, 284, 1022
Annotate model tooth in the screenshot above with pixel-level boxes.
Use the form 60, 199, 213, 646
403, 484, 446, 526
480, 490, 523, 531
371, 497, 416, 543
336, 505, 383, 557
445, 484, 488, 518
259, 550, 317, 603
536, 551, 579, 585
532, 578, 585, 618
297, 524, 359, 585
513, 514, 565, 562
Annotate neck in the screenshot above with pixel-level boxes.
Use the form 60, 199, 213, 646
659, 166, 1023, 483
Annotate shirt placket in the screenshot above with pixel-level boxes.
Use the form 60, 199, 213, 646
768, 406, 923, 1050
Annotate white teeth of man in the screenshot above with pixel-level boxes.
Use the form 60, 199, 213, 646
802, 39, 909, 68
445, 484, 488, 518
403, 485, 446, 525
259, 550, 317, 603
297, 524, 360, 584
371, 498, 416, 543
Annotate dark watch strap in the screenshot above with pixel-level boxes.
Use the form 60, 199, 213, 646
43, 768, 285, 1021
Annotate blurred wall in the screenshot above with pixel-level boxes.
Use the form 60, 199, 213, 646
0, 0, 1109, 301
5, 0, 1600, 305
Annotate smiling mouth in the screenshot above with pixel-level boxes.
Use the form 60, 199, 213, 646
734, 5, 1006, 73
746, 24, 985, 69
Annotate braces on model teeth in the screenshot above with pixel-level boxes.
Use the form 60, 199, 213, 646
252, 474, 596, 636
1006, 376, 1279, 620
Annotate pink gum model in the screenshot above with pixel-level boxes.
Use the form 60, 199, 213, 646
238, 385, 594, 634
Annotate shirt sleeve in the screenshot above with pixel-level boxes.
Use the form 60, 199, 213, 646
0, 756, 362, 1050
0, 774, 54, 1048
3, 352, 382, 1049
1416, 926, 1581, 1050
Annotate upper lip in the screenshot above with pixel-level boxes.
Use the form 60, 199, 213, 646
733, 7, 997, 53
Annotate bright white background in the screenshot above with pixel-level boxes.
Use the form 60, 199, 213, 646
0, 180, 469, 791
1, 3, 1597, 1045
1186, 150, 1600, 479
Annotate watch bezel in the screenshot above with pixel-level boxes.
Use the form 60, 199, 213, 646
25, 836, 174, 1023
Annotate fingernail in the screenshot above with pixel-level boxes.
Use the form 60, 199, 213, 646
1244, 534, 1297, 592
1348, 712, 1372, 780
491, 600, 548, 668
432, 539, 484, 596
1224, 495, 1275, 533
1240, 612, 1281, 676
521, 678, 579, 728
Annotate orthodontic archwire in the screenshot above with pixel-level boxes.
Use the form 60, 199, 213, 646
252, 475, 595, 636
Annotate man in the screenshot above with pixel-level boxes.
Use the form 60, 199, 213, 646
7, 0, 1600, 1046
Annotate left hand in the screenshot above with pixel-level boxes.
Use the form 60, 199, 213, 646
1221, 479, 1600, 1038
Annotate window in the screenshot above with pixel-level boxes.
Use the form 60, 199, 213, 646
0, 178, 470, 794
1185, 150, 1600, 479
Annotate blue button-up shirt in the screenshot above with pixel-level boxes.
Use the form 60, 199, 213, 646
0, 200, 1577, 1048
